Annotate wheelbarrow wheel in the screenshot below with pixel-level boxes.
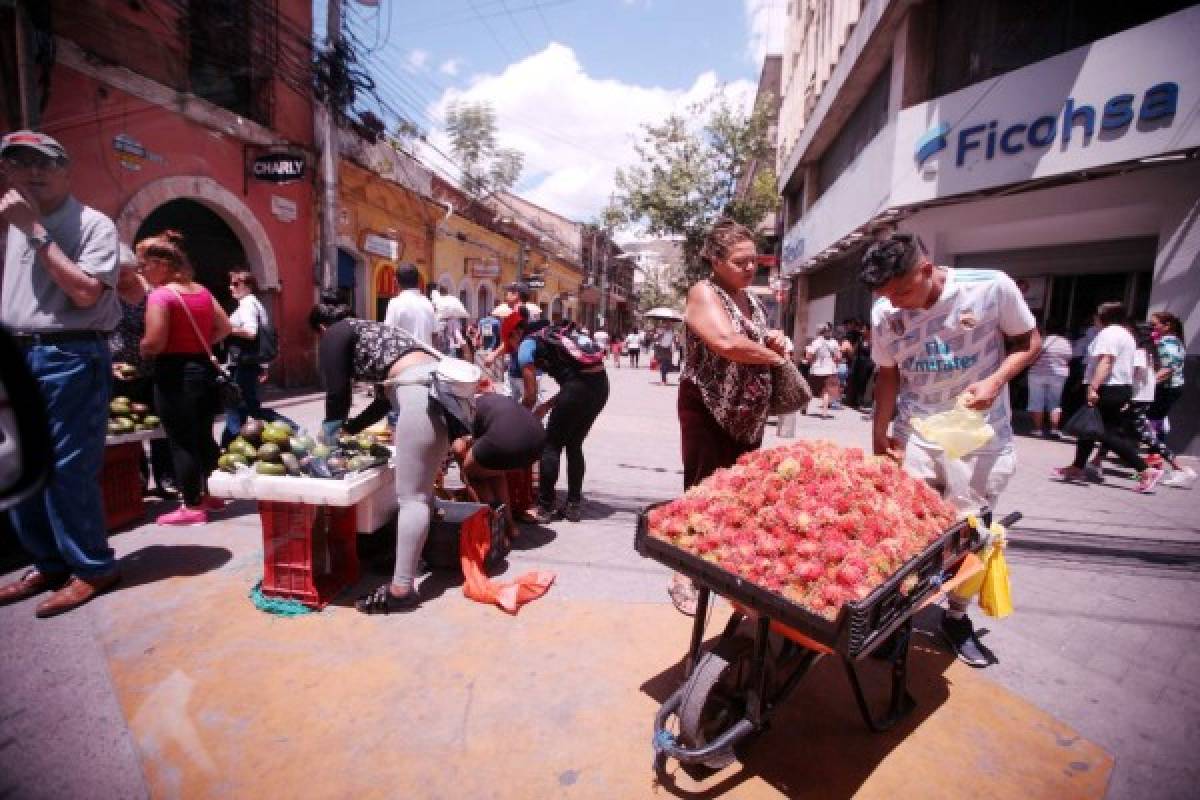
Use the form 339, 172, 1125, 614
677, 635, 756, 769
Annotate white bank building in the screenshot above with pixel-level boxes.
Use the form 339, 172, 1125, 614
778, 1, 1200, 454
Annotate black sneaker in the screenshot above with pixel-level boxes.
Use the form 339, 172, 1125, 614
355, 585, 421, 615
562, 502, 581, 522
940, 613, 991, 668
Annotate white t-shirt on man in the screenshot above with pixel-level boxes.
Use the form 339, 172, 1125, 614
384, 289, 437, 347
871, 267, 1036, 453
594, 330, 610, 349
1084, 324, 1136, 387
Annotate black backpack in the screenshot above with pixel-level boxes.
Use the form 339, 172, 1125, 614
528, 321, 606, 376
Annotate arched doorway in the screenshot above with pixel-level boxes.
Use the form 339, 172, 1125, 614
136, 199, 246, 309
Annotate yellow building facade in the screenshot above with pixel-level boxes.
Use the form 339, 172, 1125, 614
336, 161, 442, 321
431, 214, 523, 319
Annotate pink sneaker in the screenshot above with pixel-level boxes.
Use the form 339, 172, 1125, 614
156, 507, 208, 526
1136, 467, 1164, 494
201, 496, 227, 512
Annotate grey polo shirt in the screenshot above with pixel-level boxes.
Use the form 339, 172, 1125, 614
1, 195, 121, 332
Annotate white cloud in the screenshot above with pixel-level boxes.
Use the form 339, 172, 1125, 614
406, 49, 429, 71
421, 44, 755, 222
439, 58, 462, 77
744, 0, 786, 64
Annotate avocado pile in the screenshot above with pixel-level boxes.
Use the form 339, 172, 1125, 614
107, 396, 161, 436
217, 420, 390, 479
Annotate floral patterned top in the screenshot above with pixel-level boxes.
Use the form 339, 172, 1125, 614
1156, 334, 1185, 389
680, 280, 772, 444
109, 298, 146, 370
318, 318, 424, 429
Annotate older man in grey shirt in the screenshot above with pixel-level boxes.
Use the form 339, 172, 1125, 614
0, 130, 122, 618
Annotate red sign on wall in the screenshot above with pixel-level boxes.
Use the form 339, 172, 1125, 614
376, 264, 397, 298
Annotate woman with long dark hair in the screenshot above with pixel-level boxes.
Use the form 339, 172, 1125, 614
138, 231, 232, 524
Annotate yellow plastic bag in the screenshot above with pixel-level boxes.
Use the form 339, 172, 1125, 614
978, 524, 1014, 618
911, 396, 995, 460
950, 515, 988, 602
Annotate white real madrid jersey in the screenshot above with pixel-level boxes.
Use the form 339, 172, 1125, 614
871, 268, 1036, 453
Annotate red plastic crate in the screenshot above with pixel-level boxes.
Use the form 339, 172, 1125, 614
101, 442, 144, 530
258, 501, 360, 609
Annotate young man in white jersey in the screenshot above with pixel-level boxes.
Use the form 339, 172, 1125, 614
861, 233, 1040, 667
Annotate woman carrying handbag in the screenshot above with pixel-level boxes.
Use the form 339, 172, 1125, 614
669, 217, 794, 615
137, 231, 232, 525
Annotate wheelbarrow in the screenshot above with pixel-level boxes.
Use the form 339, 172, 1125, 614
635, 507, 1021, 771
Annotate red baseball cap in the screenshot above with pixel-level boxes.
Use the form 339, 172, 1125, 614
1, 130, 68, 161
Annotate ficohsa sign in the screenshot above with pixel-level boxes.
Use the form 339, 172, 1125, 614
917, 81, 1179, 169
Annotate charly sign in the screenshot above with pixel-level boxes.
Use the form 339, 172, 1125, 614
915, 81, 1179, 169
252, 152, 306, 183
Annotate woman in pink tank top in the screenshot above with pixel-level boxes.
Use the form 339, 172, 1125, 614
137, 230, 232, 525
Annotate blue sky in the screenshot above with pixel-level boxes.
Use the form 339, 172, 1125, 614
328, 0, 785, 221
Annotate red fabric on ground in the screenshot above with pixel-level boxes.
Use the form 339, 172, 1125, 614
459, 508, 555, 614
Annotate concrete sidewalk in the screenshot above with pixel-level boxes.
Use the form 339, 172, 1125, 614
1, 366, 1196, 798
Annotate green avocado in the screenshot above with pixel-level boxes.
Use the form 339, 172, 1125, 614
255, 462, 287, 476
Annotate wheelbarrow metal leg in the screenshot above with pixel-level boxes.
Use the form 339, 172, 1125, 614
746, 615, 772, 726
842, 619, 916, 733
684, 586, 711, 678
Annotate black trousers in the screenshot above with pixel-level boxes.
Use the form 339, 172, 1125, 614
113, 373, 176, 489
539, 372, 609, 507
152, 355, 220, 506
1073, 385, 1146, 472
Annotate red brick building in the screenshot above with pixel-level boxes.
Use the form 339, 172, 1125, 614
2, 1, 319, 383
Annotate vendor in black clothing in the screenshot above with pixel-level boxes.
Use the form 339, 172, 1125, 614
310, 298, 445, 615
501, 311, 609, 524
450, 387, 545, 546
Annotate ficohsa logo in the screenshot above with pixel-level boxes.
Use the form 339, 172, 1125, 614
914, 82, 1178, 170
914, 123, 950, 168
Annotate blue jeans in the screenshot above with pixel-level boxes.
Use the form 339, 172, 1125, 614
221, 362, 299, 446
9, 339, 116, 577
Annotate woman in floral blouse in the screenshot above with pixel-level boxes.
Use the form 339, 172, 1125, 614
668, 217, 791, 614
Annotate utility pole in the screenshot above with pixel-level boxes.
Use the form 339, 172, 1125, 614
316, 0, 343, 291
13, 2, 34, 128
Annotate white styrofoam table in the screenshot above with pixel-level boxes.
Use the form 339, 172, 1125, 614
207, 466, 398, 533
105, 429, 166, 446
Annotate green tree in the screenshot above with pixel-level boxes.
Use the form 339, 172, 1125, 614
610, 91, 779, 289
444, 102, 524, 200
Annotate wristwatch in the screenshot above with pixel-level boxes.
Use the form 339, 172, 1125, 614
28, 231, 53, 251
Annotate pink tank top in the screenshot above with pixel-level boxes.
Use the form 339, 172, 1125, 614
147, 286, 215, 354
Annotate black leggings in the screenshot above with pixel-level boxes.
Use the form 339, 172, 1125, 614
1073, 385, 1146, 472
539, 372, 610, 507
153, 355, 220, 506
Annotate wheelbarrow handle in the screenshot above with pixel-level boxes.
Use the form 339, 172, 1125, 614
998, 511, 1022, 527
651, 687, 758, 767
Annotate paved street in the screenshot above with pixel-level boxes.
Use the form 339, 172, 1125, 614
1, 365, 1197, 798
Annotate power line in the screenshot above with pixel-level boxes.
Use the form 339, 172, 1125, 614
468, 0, 515, 61
498, 0, 536, 51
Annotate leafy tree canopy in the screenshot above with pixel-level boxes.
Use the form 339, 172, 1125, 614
444, 101, 525, 200
609, 91, 779, 290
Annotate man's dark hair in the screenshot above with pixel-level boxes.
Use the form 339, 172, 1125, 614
859, 233, 923, 289
507, 281, 531, 301
396, 263, 420, 290
1095, 301, 1129, 329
